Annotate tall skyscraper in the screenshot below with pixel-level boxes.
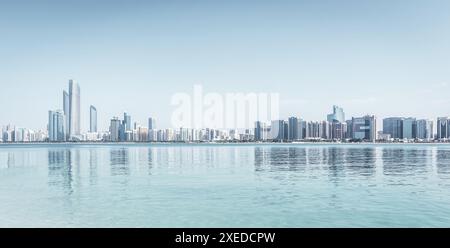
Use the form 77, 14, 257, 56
124, 112, 131, 131
288, 117, 299, 141
327, 105, 345, 123
437, 117, 450, 140
254, 121, 262, 141
402, 117, 417, 139
352, 115, 376, 142
63, 91, 70, 139
270, 120, 285, 141
383, 117, 403, 139
68, 80, 81, 138
48, 110, 65, 142
416, 119, 433, 140
148, 117, 156, 130
90, 105, 97, 133
110, 117, 121, 142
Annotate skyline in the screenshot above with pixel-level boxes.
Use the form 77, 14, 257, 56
1, 80, 449, 138
1, 0, 450, 130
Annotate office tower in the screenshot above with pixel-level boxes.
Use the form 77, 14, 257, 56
437, 117, 450, 140
254, 121, 262, 141
90, 105, 97, 133
416, 119, 433, 140
68, 80, 81, 138
288, 117, 299, 141
327, 105, 345, 123
352, 115, 376, 142
63, 91, 70, 139
270, 120, 285, 141
345, 120, 353, 139
383, 117, 404, 139
110, 117, 121, 142
331, 121, 346, 140
402, 118, 417, 139
298, 120, 307, 139
148, 117, 156, 130
48, 110, 65, 142
124, 113, 131, 132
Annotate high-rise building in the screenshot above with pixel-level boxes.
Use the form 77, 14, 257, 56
416, 119, 433, 140
90, 105, 97, 133
124, 112, 132, 131
402, 118, 417, 140
298, 120, 307, 139
148, 117, 156, 130
352, 115, 376, 142
288, 117, 299, 141
68, 80, 81, 138
254, 121, 262, 141
63, 91, 70, 139
270, 120, 285, 141
383, 117, 403, 139
110, 117, 121, 142
48, 110, 65, 142
331, 121, 346, 140
345, 119, 353, 139
327, 105, 345, 123
437, 117, 450, 140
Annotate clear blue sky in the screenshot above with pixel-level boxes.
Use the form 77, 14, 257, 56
1, 0, 450, 131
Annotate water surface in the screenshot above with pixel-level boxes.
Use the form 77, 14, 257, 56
1, 143, 449, 227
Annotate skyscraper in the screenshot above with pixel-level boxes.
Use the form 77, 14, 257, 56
402, 118, 417, 140
68, 80, 80, 138
327, 105, 345, 123
124, 112, 131, 131
254, 121, 262, 141
110, 117, 121, 142
148, 117, 156, 130
352, 115, 376, 142
270, 120, 285, 141
437, 117, 450, 140
90, 105, 97, 133
48, 110, 65, 142
288, 117, 299, 141
383, 117, 403, 139
63, 91, 70, 139
416, 119, 433, 140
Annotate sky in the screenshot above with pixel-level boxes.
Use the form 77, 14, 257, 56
1, 0, 450, 131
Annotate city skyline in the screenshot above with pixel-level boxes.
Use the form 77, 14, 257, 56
1, 1, 450, 130
2, 80, 449, 143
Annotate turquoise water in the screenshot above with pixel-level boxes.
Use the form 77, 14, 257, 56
0, 143, 450, 227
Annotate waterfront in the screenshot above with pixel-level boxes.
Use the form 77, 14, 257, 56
1, 143, 450, 227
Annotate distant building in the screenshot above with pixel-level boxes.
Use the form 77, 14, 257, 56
68, 80, 81, 139
352, 115, 376, 142
110, 117, 121, 142
437, 117, 450, 140
402, 118, 417, 140
288, 117, 299, 141
48, 110, 66, 142
383, 117, 403, 139
270, 120, 285, 141
124, 112, 132, 132
254, 121, 263, 141
327, 105, 345, 123
90, 105, 97, 133
416, 119, 433, 140
63, 90, 70, 140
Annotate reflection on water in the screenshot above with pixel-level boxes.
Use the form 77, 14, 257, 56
48, 150, 73, 194
2, 144, 450, 227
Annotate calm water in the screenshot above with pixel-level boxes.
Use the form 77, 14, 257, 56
1, 143, 450, 227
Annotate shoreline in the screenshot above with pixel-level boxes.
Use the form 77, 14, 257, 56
1, 141, 450, 146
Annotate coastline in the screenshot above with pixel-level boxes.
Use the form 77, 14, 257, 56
1, 141, 450, 146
